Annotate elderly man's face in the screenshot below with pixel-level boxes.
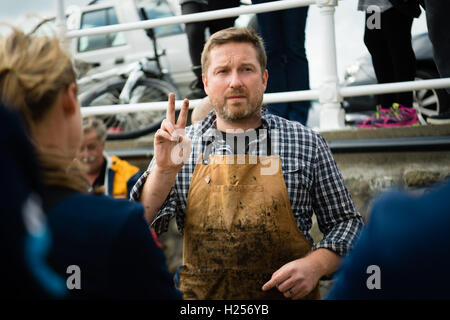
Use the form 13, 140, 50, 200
77, 129, 105, 175
203, 42, 268, 123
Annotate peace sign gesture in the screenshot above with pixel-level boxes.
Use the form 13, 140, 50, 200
154, 93, 192, 173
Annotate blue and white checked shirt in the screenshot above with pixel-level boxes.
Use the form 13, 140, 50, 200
131, 109, 364, 256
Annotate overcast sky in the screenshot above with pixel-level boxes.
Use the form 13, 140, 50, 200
0, 0, 90, 24
0, 0, 427, 87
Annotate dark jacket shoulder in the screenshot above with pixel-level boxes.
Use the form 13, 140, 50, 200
389, 0, 422, 18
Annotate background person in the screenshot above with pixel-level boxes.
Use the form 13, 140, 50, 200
180, 0, 241, 99
421, 0, 450, 124
132, 27, 364, 300
78, 117, 162, 247
190, 96, 213, 123
356, 0, 421, 128
77, 117, 141, 199
0, 27, 186, 299
251, 0, 311, 125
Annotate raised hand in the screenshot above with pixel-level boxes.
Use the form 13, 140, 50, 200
154, 93, 192, 173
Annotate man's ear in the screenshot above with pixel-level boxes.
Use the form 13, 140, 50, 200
62, 82, 78, 116
262, 69, 268, 92
202, 73, 208, 95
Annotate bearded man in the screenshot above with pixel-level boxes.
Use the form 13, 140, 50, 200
131, 28, 363, 300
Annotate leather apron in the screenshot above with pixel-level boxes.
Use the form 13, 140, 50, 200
179, 154, 320, 300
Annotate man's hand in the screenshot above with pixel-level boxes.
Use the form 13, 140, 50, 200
261, 257, 322, 299
140, 93, 192, 224
154, 93, 192, 173
262, 248, 340, 300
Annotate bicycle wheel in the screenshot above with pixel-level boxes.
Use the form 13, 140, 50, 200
80, 77, 179, 140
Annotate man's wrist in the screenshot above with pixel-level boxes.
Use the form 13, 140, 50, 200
306, 248, 340, 279
153, 163, 180, 176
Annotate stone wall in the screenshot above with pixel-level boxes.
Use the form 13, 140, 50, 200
309, 150, 450, 244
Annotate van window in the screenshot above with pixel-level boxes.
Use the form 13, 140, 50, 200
78, 8, 127, 52
138, 0, 183, 37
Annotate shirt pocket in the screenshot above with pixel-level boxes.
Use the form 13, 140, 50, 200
283, 162, 312, 186
282, 163, 313, 207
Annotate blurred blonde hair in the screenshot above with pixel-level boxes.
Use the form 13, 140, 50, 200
0, 27, 88, 192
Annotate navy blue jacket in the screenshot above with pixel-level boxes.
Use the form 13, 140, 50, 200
327, 180, 450, 299
45, 190, 182, 300
389, 0, 422, 18
1, 103, 64, 298
1, 101, 180, 300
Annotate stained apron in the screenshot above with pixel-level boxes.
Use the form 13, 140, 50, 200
179, 154, 320, 300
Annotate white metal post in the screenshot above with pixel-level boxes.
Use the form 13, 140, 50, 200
317, 0, 345, 130
55, 0, 68, 50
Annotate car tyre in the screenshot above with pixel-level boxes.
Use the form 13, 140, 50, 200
413, 68, 450, 124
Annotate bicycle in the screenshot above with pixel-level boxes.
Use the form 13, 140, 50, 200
78, 22, 180, 140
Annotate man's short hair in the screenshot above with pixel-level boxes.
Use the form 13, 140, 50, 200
201, 27, 267, 75
82, 118, 107, 143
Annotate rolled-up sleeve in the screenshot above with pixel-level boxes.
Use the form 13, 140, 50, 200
130, 159, 178, 235
311, 135, 364, 256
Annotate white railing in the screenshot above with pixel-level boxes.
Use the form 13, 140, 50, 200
66, 0, 316, 38
57, 0, 450, 130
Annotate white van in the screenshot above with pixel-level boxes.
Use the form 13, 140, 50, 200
62, 0, 194, 96
34, 0, 255, 97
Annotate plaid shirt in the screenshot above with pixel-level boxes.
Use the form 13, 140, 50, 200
131, 110, 364, 256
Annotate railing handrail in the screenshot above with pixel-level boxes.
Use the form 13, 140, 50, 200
66, 0, 316, 38
81, 77, 450, 116
57, 0, 449, 129
340, 77, 450, 97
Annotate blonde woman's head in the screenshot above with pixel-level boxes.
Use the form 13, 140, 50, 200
0, 27, 77, 130
0, 27, 87, 192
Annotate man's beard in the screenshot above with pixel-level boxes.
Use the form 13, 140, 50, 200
212, 88, 264, 122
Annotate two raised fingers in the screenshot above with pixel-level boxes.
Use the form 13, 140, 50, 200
166, 93, 189, 129
162, 93, 189, 142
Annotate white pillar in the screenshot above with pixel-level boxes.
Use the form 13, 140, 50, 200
317, 0, 345, 130
55, 0, 69, 50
